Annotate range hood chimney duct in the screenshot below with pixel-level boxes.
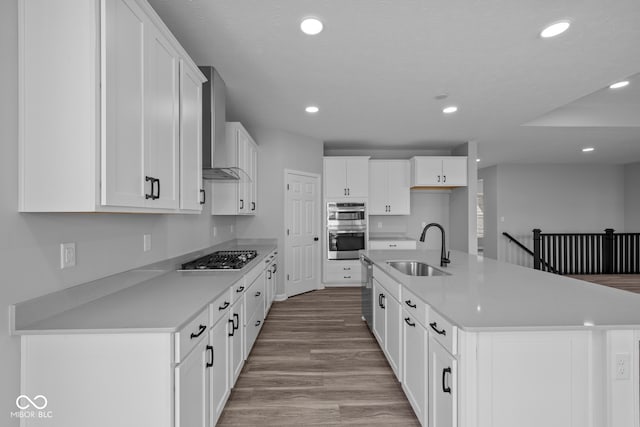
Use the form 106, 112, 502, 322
199, 66, 249, 181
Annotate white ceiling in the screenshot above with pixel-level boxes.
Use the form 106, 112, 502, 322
149, 0, 640, 166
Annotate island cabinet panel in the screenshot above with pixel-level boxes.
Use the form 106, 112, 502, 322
402, 310, 428, 426
21, 334, 173, 427
428, 337, 457, 427
475, 331, 591, 427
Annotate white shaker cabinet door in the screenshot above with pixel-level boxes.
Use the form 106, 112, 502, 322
428, 338, 456, 427
175, 337, 209, 427
385, 295, 402, 378
373, 280, 386, 346
179, 62, 204, 211
210, 317, 230, 425
101, 0, 147, 207
324, 157, 348, 198
145, 26, 180, 209
368, 161, 388, 214
345, 157, 369, 197
441, 157, 467, 187
386, 160, 410, 214
403, 311, 428, 425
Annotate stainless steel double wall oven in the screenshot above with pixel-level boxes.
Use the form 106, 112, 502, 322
326, 202, 367, 260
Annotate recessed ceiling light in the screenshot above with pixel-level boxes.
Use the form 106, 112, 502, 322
609, 80, 630, 89
443, 106, 458, 114
582, 147, 594, 152
476, 158, 481, 162
305, 106, 319, 113
300, 18, 323, 35
540, 20, 571, 38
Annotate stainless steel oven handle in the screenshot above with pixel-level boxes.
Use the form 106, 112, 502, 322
328, 230, 366, 234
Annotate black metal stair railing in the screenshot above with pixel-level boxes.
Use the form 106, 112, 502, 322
532, 229, 640, 275
502, 232, 558, 274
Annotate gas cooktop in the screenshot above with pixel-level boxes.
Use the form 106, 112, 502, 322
179, 250, 258, 271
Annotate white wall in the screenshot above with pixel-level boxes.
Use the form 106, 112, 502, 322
479, 163, 626, 264
236, 126, 324, 295
449, 142, 478, 254
0, 1, 234, 422
478, 166, 498, 260
624, 162, 640, 231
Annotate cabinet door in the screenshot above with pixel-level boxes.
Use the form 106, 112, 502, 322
249, 141, 258, 214
101, 0, 147, 207
428, 338, 456, 427
179, 62, 203, 211
441, 157, 467, 187
373, 280, 386, 346
385, 296, 402, 379
237, 130, 250, 213
229, 300, 245, 385
345, 157, 369, 197
386, 160, 410, 214
324, 158, 348, 198
368, 161, 388, 214
412, 157, 443, 186
145, 27, 180, 209
209, 318, 230, 425
403, 311, 428, 425
176, 337, 208, 427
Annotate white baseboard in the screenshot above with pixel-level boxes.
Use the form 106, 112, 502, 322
274, 293, 288, 302
323, 283, 362, 288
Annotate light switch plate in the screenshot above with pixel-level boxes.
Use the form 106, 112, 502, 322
60, 242, 76, 269
143, 234, 151, 252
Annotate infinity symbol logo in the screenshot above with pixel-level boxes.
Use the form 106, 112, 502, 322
16, 395, 48, 410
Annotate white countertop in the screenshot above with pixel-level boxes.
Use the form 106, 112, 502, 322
15, 243, 277, 334
362, 249, 640, 331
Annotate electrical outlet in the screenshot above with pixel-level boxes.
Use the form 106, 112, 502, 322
213, 226, 217, 237
143, 234, 151, 252
615, 352, 631, 380
230, 224, 234, 234
60, 242, 76, 269
377, 222, 382, 229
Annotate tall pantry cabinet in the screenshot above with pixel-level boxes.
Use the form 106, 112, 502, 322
18, 0, 206, 213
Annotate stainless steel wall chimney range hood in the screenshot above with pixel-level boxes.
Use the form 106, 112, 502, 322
199, 66, 249, 181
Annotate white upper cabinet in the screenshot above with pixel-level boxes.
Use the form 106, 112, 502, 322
211, 122, 258, 215
18, 0, 206, 213
411, 157, 468, 188
179, 62, 204, 211
369, 160, 410, 215
323, 156, 369, 199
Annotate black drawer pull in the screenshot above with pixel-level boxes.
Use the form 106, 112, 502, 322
145, 176, 154, 199
343, 275, 351, 279
442, 367, 452, 393
255, 291, 261, 297
404, 317, 416, 327
218, 301, 230, 310
206, 345, 214, 368
190, 324, 206, 339
405, 300, 417, 308
200, 189, 206, 205
239, 199, 244, 209
233, 313, 239, 331
255, 320, 261, 327
430, 322, 447, 335
236, 286, 245, 293
228, 319, 235, 337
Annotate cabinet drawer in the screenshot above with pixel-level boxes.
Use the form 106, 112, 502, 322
175, 307, 210, 363
324, 270, 361, 283
373, 266, 401, 301
211, 289, 232, 325
325, 261, 360, 275
428, 309, 458, 355
245, 304, 264, 357
402, 287, 427, 327
245, 278, 265, 323
231, 278, 246, 303
244, 262, 264, 288
369, 240, 417, 250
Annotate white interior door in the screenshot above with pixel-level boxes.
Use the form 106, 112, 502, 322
285, 170, 321, 297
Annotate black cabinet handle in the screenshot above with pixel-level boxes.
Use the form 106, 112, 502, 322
380, 293, 386, 309
389, 244, 397, 248
272, 264, 277, 273
442, 367, 452, 394
155, 178, 160, 199
239, 199, 244, 209
430, 322, 447, 335
251, 201, 255, 211
218, 301, 230, 310
200, 189, 206, 205
145, 176, 154, 199
228, 318, 235, 337
190, 324, 206, 339
378, 293, 382, 308
404, 317, 416, 327
314, 237, 319, 241
343, 275, 351, 279
443, 175, 447, 183
405, 300, 417, 308
255, 291, 261, 297
437, 175, 441, 183
233, 313, 239, 331
236, 286, 245, 293
206, 345, 214, 368
267, 270, 272, 279
344, 188, 347, 196
347, 188, 350, 195
255, 320, 261, 327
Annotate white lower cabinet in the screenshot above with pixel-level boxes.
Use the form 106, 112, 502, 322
209, 316, 230, 425
229, 298, 245, 385
176, 335, 209, 427
402, 310, 428, 425
428, 337, 456, 427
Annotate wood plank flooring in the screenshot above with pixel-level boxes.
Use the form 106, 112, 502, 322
217, 287, 420, 426
569, 274, 640, 294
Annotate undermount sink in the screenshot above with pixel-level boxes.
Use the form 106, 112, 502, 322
386, 260, 450, 277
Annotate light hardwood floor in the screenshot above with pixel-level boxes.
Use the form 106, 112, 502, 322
569, 274, 640, 294
217, 287, 420, 426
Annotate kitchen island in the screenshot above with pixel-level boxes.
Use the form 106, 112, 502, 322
362, 248, 640, 427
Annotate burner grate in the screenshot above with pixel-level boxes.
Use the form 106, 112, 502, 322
180, 250, 258, 271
